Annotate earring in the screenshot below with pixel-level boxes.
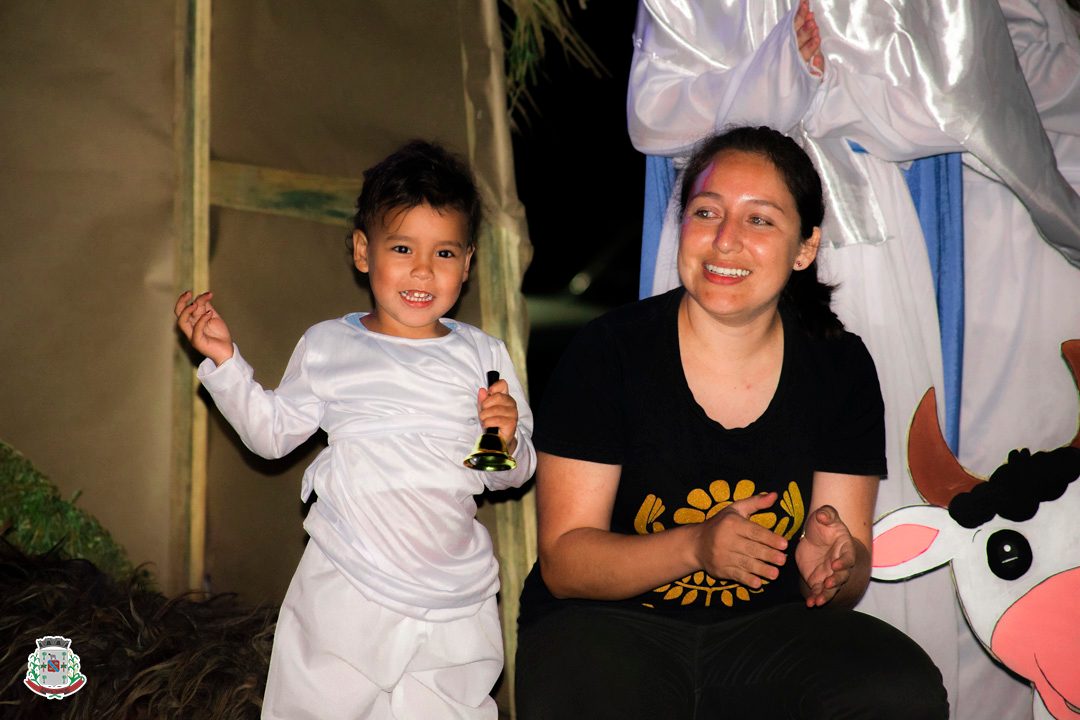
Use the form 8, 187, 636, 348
794, 260, 803, 269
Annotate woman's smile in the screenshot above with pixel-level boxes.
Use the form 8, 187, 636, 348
678, 149, 817, 326
704, 263, 751, 280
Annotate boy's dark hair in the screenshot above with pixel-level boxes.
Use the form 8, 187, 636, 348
679, 126, 843, 339
352, 140, 483, 247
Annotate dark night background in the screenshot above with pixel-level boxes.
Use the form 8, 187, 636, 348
508, 3, 644, 406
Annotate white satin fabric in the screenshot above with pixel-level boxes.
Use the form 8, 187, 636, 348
263, 542, 502, 720
627, 1, 1080, 717
961, 0, 1080, 474
198, 314, 536, 621
630, 0, 1080, 266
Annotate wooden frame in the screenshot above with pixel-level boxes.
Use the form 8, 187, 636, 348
170, 0, 211, 595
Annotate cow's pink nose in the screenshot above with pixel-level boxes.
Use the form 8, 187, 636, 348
992, 566, 1080, 717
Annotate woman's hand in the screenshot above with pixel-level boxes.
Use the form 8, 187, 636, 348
693, 491, 789, 589
478, 379, 518, 454
795, 504, 856, 607
794, 0, 825, 76
175, 290, 234, 366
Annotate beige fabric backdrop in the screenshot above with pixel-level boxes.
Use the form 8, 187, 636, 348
0, 1, 180, 580
1, 0, 529, 642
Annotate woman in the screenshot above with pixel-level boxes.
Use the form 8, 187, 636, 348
628, 5, 1080, 716
515, 127, 947, 719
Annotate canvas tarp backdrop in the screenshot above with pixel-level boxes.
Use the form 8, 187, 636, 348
0, 0, 533, 709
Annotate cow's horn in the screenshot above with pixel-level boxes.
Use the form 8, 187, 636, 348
1063, 340, 1080, 449
908, 388, 981, 507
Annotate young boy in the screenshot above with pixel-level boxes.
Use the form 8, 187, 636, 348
174, 140, 535, 719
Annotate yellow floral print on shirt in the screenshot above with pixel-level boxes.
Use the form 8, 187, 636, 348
634, 480, 805, 608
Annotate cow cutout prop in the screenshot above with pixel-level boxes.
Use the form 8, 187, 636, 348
872, 340, 1080, 720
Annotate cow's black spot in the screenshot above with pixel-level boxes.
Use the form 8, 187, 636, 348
948, 446, 1080, 529
986, 529, 1031, 581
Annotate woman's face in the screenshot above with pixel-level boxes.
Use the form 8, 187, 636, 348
677, 150, 819, 327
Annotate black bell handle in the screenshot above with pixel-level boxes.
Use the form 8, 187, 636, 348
483, 370, 500, 434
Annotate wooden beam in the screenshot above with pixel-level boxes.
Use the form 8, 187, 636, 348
210, 160, 360, 227
461, 1, 536, 716
171, 0, 211, 595
477, 221, 536, 719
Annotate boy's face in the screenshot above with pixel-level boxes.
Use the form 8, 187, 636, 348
352, 203, 474, 339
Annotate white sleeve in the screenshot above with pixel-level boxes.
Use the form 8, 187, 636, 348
481, 339, 536, 492
801, 49, 963, 161
801, 3, 1057, 162
627, 1, 821, 155
197, 337, 324, 460
1000, 0, 1080, 134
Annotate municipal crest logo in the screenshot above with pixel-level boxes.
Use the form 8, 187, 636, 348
24, 636, 87, 699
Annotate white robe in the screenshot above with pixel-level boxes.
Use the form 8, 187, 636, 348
958, 12, 1080, 717
198, 314, 536, 621
628, 1, 1080, 716
961, 0, 1080, 479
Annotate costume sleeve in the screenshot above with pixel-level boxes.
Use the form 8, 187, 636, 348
481, 339, 537, 492
1000, 0, 1080, 134
800, 37, 964, 159
534, 320, 626, 465
627, 0, 821, 155
802, 74, 960, 162
801, 2, 1064, 163
815, 335, 886, 476
197, 337, 324, 460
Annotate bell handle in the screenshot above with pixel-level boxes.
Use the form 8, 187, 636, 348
483, 370, 501, 434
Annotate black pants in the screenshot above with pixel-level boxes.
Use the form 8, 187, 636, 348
516, 602, 948, 720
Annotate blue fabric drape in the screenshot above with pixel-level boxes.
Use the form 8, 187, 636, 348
641, 155, 677, 299
903, 153, 965, 454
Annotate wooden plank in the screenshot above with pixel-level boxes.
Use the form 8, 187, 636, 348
479, 223, 536, 719
170, 0, 211, 595
210, 160, 361, 227
460, 1, 537, 716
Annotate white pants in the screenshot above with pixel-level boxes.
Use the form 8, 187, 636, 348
262, 542, 503, 720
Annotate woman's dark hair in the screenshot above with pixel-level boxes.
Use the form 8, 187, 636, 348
352, 140, 482, 247
679, 126, 843, 338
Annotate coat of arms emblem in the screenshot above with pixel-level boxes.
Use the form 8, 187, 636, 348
24, 636, 87, 699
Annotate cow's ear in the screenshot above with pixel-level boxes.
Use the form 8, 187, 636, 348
871, 505, 967, 581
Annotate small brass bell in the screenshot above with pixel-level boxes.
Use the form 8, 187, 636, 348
463, 370, 517, 471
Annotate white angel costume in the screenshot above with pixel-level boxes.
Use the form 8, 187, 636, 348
961, 0, 1080, 505
197, 313, 536, 720
628, 1, 1080, 717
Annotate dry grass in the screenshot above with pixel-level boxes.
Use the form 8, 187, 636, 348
0, 542, 276, 719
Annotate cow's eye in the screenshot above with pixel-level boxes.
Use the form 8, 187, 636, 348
986, 529, 1031, 581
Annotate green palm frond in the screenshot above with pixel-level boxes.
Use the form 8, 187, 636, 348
0, 440, 151, 586
501, 0, 606, 128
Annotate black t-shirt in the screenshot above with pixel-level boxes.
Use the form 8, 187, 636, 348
519, 288, 886, 626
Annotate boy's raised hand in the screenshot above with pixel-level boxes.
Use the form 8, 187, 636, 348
175, 290, 234, 366
477, 379, 518, 455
